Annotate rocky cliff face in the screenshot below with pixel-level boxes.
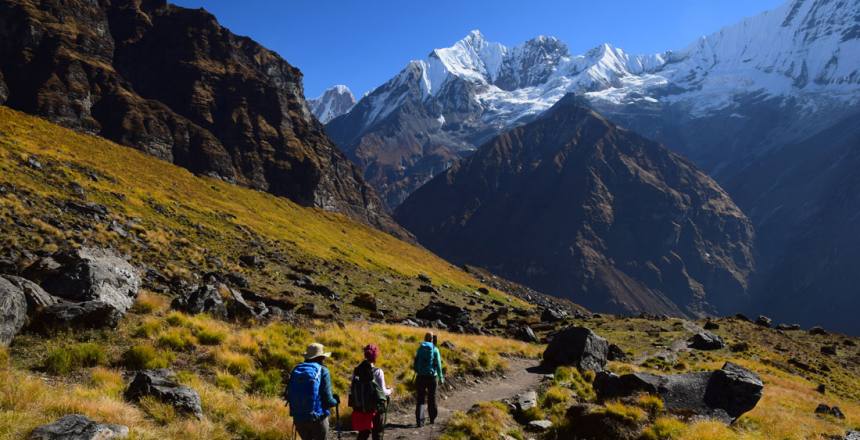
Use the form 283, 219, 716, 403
395, 96, 755, 317
0, 0, 402, 236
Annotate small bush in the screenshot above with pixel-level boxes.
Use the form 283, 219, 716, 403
0, 347, 8, 368
132, 317, 162, 338
122, 344, 173, 370
157, 328, 197, 351
132, 291, 169, 314
215, 371, 243, 392
214, 349, 255, 375
442, 401, 522, 440
139, 395, 177, 425
641, 416, 686, 440
636, 393, 665, 414
196, 327, 226, 346
249, 369, 283, 397
542, 385, 573, 407
165, 311, 192, 327
603, 401, 647, 424
43, 343, 107, 374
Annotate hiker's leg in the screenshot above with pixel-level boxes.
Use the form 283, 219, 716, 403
415, 376, 427, 424
294, 421, 314, 440
427, 378, 438, 423
357, 430, 371, 440
315, 418, 329, 440
371, 412, 384, 440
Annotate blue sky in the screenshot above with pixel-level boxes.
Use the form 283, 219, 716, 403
171, 0, 786, 99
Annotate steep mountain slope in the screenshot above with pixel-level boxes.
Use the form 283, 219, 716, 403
0, 0, 401, 235
395, 96, 755, 317
308, 84, 356, 123
329, 0, 860, 209
727, 112, 860, 332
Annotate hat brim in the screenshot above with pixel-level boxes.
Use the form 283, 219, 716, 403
304, 352, 332, 360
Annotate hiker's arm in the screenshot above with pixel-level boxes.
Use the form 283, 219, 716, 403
412, 349, 419, 373
320, 367, 339, 409
375, 368, 393, 396
434, 348, 444, 383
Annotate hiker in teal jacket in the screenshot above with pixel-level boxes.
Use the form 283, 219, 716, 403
413, 332, 444, 426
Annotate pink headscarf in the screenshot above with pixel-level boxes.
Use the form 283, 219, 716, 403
363, 344, 380, 363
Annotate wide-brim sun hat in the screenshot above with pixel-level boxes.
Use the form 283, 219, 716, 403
303, 342, 332, 360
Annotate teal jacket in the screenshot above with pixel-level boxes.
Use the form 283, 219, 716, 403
413, 342, 444, 381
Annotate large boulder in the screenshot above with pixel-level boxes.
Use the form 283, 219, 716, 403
0, 276, 28, 345
594, 362, 762, 423
688, 331, 725, 350
3, 275, 60, 313
125, 369, 203, 418
28, 414, 128, 440
24, 248, 140, 314
542, 326, 608, 371
32, 301, 124, 331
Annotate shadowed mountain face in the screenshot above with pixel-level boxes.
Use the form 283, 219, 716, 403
396, 95, 755, 317
0, 0, 403, 236
727, 112, 860, 332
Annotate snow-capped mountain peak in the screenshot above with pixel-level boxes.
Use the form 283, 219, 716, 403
308, 84, 356, 123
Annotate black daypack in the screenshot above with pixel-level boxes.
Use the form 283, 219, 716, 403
348, 360, 387, 413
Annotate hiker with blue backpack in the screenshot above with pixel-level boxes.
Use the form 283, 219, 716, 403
349, 344, 392, 440
413, 332, 444, 427
287, 343, 341, 440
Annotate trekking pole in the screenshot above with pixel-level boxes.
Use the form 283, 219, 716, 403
335, 403, 342, 440
381, 397, 390, 440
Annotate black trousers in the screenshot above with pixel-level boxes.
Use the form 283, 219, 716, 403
356, 412, 384, 440
415, 374, 438, 424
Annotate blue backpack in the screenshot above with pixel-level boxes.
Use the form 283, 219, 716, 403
414, 342, 436, 376
287, 362, 324, 421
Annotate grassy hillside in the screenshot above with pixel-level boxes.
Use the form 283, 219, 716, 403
444, 315, 860, 440
0, 105, 526, 317
0, 105, 544, 439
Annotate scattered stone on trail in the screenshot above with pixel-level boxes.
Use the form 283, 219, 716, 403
776, 323, 802, 331
809, 326, 829, 336
476, 287, 489, 295
563, 403, 644, 440
688, 331, 725, 350
23, 248, 140, 314
839, 431, 860, 440
417, 273, 432, 284
527, 420, 553, 431
400, 319, 419, 327
607, 343, 628, 361
26, 156, 43, 170
844, 339, 857, 347
440, 341, 455, 350
34, 300, 124, 331
0, 276, 28, 346
734, 313, 751, 322
28, 414, 128, 440
817, 384, 827, 394
755, 315, 773, 327
821, 345, 838, 356
704, 320, 720, 330
516, 390, 538, 413
64, 201, 109, 218
594, 362, 763, 424
542, 326, 608, 371
816, 404, 846, 419
125, 369, 203, 418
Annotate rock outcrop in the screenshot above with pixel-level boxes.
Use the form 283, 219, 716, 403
0, 0, 402, 236
28, 414, 128, 440
125, 369, 203, 418
0, 276, 28, 345
594, 362, 763, 423
688, 331, 725, 351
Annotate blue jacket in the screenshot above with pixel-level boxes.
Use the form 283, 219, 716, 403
288, 362, 338, 422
